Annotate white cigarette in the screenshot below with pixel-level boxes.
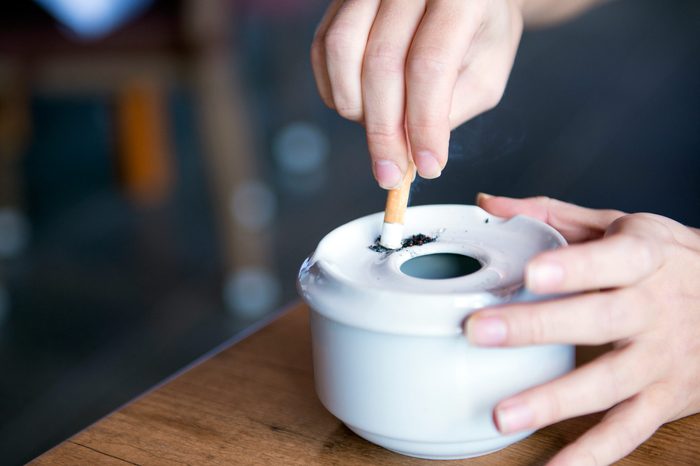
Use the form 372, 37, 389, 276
379, 162, 415, 249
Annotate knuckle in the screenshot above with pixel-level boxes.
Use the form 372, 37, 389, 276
622, 234, 658, 275
616, 212, 674, 241
550, 446, 595, 466
407, 50, 455, 79
597, 298, 617, 342
324, 27, 355, 60
542, 390, 565, 425
620, 420, 643, 451
601, 208, 626, 221
524, 307, 548, 344
606, 409, 645, 456
335, 103, 363, 121
365, 122, 403, 140
363, 43, 405, 74
364, 54, 404, 76
600, 354, 632, 402
647, 383, 678, 418
556, 446, 600, 466
533, 195, 552, 206
628, 212, 659, 223
583, 449, 603, 466
575, 244, 597, 275
601, 358, 622, 401
598, 292, 633, 340
626, 232, 650, 254
581, 450, 601, 466
407, 117, 446, 133
527, 196, 554, 224
636, 213, 680, 239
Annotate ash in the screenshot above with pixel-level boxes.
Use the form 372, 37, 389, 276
368, 233, 436, 254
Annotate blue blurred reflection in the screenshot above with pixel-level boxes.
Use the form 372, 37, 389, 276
36, 0, 153, 38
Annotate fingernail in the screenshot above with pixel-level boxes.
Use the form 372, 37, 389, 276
414, 150, 441, 179
374, 160, 403, 189
526, 261, 564, 292
476, 192, 493, 204
495, 400, 535, 434
466, 315, 507, 346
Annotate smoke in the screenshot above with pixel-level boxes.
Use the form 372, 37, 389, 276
407, 106, 526, 205
448, 107, 526, 167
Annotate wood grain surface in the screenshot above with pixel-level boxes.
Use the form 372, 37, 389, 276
33, 303, 700, 465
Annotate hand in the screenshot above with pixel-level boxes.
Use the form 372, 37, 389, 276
311, 0, 523, 188
467, 194, 700, 465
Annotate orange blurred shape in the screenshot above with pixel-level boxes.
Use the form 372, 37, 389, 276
116, 79, 174, 206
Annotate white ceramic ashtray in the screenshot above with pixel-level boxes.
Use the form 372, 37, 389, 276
297, 204, 574, 460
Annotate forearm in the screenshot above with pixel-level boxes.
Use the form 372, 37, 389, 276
518, 0, 610, 28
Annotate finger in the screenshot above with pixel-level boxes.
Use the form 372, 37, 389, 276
362, 0, 425, 189
448, 7, 522, 128
466, 289, 652, 346
476, 194, 625, 244
547, 385, 672, 466
493, 346, 656, 434
310, 0, 344, 109
405, 0, 481, 179
323, 0, 380, 122
525, 231, 664, 294
448, 61, 508, 129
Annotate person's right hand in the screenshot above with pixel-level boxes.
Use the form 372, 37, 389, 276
311, 0, 524, 189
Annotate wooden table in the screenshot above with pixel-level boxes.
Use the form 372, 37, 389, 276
34, 303, 700, 465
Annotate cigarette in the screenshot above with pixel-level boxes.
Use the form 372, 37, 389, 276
379, 161, 416, 249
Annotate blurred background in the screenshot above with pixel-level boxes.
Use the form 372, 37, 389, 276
0, 0, 697, 463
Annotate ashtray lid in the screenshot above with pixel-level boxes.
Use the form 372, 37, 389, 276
298, 204, 565, 335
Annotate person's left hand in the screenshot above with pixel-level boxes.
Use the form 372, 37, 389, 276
467, 194, 700, 465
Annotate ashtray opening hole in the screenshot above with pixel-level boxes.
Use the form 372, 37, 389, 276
400, 253, 482, 280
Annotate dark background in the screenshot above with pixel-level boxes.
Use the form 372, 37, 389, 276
0, 0, 698, 463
